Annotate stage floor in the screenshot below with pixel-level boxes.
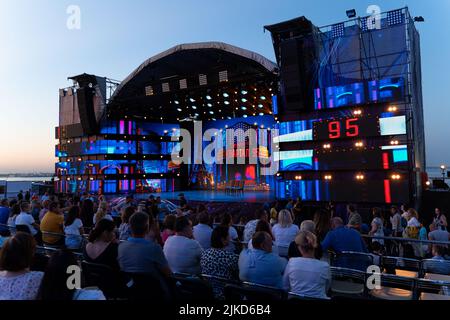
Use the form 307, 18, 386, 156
156, 190, 275, 203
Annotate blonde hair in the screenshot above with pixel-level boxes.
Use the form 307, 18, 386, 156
407, 208, 419, 219
95, 202, 108, 224
277, 209, 293, 228
295, 230, 317, 252
300, 220, 315, 233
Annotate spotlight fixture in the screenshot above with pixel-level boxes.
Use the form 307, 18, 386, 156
206, 95, 212, 100
189, 98, 195, 102
294, 175, 302, 180
241, 98, 248, 102
223, 93, 229, 98
390, 140, 399, 145
324, 175, 333, 180
353, 109, 362, 115
391, 174, 401, 180
355, 141, 364, 147
387, 106, 398, 112
425, 181, 431, 186
346, 9, 356, 18
356, 174, 365, 180
241, 90, 248, 95
323, 143, 331, 149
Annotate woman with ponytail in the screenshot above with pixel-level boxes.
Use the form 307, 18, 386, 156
282, 230, 330, 299
83, 219, 120, 272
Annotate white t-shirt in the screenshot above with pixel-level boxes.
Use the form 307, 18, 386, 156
283, 257, 330, 299
193, 224, 213, 250
15, 212, 37, 235
64, 218, 84, 249
272, 224, 299, 247
407, 217, 420, 228
163, 235, 202, 274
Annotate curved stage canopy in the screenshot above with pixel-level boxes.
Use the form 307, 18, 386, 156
108, 42, 278, 121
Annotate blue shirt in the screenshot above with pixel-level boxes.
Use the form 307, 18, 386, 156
321, 226, 368, 254
0, 206, 9, 232
238, 248, 287, 288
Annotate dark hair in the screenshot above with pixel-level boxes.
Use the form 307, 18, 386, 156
313, 209, 331, 241
129, 212, 149, 236
197, 212, 210, 225
0, 199, 8, 206
211, 225, 229, 249
255, 208, 268, 220
372, 207, 382, 218
175, 216, 191, 233
19, 201, 30, 212
220, 213, 232, 226
88, 219, 115, 242
65, 206, 80, 227
252, 231, 269, 250
80, 199, 94, 227
122, 206, 136, 224
348, 204, 356, 213
0, 232, 36, 271
163, 214, 177, 231
255, 220, 274, 240
38, 250, 78, 300
10, 203, 21, 218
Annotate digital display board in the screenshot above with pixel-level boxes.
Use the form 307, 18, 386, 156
313, 117, 380, 141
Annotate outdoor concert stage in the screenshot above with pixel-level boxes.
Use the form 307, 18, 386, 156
158, 190, 275, 203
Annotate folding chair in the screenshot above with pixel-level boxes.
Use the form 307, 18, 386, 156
224, 282, 287, 302
330, 266, 367, 297
417, 278, 450, 300
369, 273, 416, 300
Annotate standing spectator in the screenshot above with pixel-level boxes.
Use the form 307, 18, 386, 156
347, 204, 362, 231
285, 198, 294, 210
429, 223, 450, 242
321, 217, 368, 254
292, 198, 305, 226
7, 203, 20, 234
15, 201, 39, 238
0, 232, 43, 300
243, 208, 268, 242
119, 206, 136, 241
80, 199, 95, 229
0, 199, 10, 236
83, 219, 120, 272
272, 209, 299, 257
164, 216, 202, 275
64, 206, 84, 250
433, 208, 448, 230
369, 207, 385, 246
160, 214, 176, 244
200, 226, 239, 298
219, 213, 239, 253
283, 231, 330, 299
25, 191, 31, 202
38, 249, 105, 300
193, 212, 213, 250
238, 231, 287, 288
40, 202, 64, 245
41, 192, 50, 202
17, 190, 24, 201
390, 206, 403, 237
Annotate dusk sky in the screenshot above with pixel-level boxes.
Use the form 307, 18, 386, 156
0, 0, 449, 173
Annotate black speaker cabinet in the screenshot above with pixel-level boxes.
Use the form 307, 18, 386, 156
76, 86, 98, 135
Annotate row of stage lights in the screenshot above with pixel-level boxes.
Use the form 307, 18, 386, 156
322, 140, 399, 149
287, 173, 402, 181
351, 105, 398, 116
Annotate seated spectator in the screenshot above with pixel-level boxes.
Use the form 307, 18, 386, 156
288, 220, 316, 259
15, 201, 40, 238
238, 231, 287, 288
161, 214, 176, 244
243, 208, 269, 242
83, 219, 120, 272
147, 213, 163, 246
247, 220, 279, 255
313, 209, 331, 242
119, 206, 136, 241
272, 209, 299, 256
429, 223, 450, 242
321, 217, 368, 253
30, 200, 41, 221
118, 212, 171, 277
0, 232, 43, 300
283, 231, 330, 299
40, 202, 64, 245
93, 202, 113, 225
193, 212, 213, 250
0, 199, 10, 236
201, 226, 239, 298
422, 245, 450, 274
219, 213, 239, 253
164, 216, 202, 274
39, 200, 50, 222
38, 249, 105, 300
64, 206, 84, 250
7, 203, 20, 234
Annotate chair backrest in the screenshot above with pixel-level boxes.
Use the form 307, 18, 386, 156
224, 282, 287, 302
378, 273, 416, 293
123, 272, 174, 301
171, 274, 214, 302
331, 251, 374, 271
81, 260, 123, 298
31, 252, 50, 272
417, 278, 450, 295
381, 256, 421, 273
421, 259, 450, 276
